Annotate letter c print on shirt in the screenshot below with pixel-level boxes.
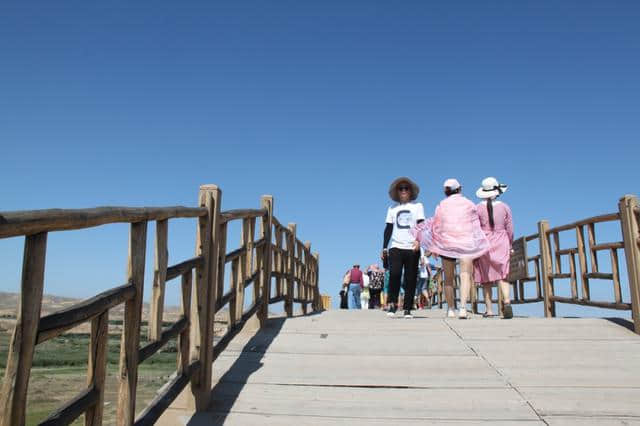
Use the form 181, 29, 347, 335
396, 210, 413, 229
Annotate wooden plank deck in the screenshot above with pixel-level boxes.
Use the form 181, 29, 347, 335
158, 309, 640, 425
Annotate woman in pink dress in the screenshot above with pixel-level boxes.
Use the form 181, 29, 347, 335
473, 177, 514, 319
428, 178, 489, 319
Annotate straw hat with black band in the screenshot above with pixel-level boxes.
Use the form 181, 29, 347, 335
388, 177, 420, 202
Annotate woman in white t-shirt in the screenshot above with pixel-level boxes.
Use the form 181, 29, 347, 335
381, 177, 425, 318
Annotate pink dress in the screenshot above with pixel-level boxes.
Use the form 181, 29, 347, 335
428, 194, 490, 259
473, 201, 514, 283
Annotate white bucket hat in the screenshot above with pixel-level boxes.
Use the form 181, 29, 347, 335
443, 178, 461, 190
476, 177, 508, 199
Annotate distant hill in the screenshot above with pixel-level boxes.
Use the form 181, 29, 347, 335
0, 291, 229, 337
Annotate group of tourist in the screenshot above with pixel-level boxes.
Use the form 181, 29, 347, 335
341, 176, 514, 320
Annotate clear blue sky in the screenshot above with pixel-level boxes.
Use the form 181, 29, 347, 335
1, 1, 639, 317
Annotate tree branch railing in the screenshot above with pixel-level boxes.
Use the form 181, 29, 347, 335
0, 185, 321, 426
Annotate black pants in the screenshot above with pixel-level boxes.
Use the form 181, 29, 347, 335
388, 248, 420, 311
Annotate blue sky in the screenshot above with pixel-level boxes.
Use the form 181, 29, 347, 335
1, 1, 639, 317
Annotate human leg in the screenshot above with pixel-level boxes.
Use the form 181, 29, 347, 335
402, 250, 420, 312
387, 249, 403, 311
498, 279, 513, 318
482, 283, 494, 316
442, 257, 456, 316
348, 284, 360, 309
456, 258, 474, 318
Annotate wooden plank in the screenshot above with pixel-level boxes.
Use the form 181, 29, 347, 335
39, 386, 98, 426
619, 195, 640, 333
556, 247, 578, 256
219, 208, 267, 223
0, 232, 47, 426
549, 273, 572, 279
550, 295, 631, 310
552, 232, 562, 274
178, 271, 192, 375
138, 317, 188, 364
116, 221, 147, 426
36, 283, 135, 344
576, 225, 590, 302
591, 241, 624, 251
149, 219, 168, 342
224, 246, 245, 264
313, 252, 320, 311
586, 272, 614, 280
0, 206, 205, 238
216, 291, 233, 312
229, 258, 240, 326
274, 227, 283, 297
569, 253, 578, 300
538, 221, 555, 317
216, 223, 228, 312
259, 196, 274, 325
85, 311, 109, 426
286, 223, 296, 317
588, 222, 599, 273
165, 256, 203, 281
546, 212, 619, 234
611, 248, 622, 304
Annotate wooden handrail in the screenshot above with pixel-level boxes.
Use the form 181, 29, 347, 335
0, 184, 320, 426
166, 256, 204, 281
37, 283, 136, 344
0, 206, 206, 238
39, 386, 99, 426
546, 212, 620, 234
138, 317, 188, 364
219, 208, 267, 223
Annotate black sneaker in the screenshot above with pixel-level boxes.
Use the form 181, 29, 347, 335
386, 304, 396, 317
503, 304, 513, 319
404, 310, 413, 319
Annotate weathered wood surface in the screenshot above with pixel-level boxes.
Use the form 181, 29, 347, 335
36, 282, 135, 344
0, 206, 206, 238
0, 233, 47, 426
158, 309, 640, 426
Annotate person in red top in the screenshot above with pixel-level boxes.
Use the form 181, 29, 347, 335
347, 264, 363, 309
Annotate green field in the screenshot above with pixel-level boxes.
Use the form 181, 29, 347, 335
1, 329, 179, 426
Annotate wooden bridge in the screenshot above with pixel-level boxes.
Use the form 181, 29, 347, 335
1, 187, 640, 425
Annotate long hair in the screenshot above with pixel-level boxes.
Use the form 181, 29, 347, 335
487, 197, 495, 229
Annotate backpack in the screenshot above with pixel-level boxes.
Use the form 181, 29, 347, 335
369, 271, 384, 290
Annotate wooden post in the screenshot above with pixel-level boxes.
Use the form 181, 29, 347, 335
286, 223, 296, 317
313, 252, 320, 311
302, 242, 311, 314
259, 196, 274, 326
85, 311, 108, 426
116, 221, 147, 426
576, 226, 590, 301
538, 220, 556, 318
0, 232, 47, 426
619, 195, 640, 333
189, 185, 221, 410
149, 219, 168, 341
275, 228, 284, 297
178, 271, 192, 375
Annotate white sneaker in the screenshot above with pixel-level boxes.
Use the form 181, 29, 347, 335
458, 307, 468, 319
447, 308, 456, 318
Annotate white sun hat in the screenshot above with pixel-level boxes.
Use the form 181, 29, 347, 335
476, 177, 508, 199
443, 178, 461, 190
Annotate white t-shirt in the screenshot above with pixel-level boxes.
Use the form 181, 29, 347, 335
385, 201, 426, 250
362, 273, 370, 288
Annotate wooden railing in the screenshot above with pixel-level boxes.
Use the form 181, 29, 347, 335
0, 184, 320, 426
431, 195, 640, 330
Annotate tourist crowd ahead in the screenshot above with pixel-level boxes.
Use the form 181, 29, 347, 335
340, 176, 514, 320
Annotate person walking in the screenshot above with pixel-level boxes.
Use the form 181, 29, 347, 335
416, 248, 430, 309
382, 177, 425, 318
474, 177, 515, 319
367, 264, 385, 309
347, 264, 364, 309
428, 178, 489, 319
361, 271, 371, 309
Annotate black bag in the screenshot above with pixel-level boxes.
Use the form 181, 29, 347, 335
339, 289, 349, 309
